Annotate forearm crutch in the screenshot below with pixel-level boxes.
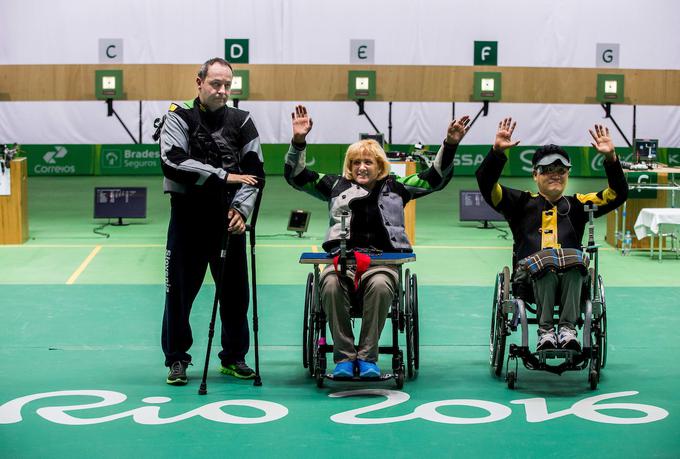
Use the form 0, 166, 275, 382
198, 221, 231, 395
247, 179, 265, 386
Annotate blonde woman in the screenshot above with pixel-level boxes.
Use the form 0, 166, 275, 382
285, 105, 469, 378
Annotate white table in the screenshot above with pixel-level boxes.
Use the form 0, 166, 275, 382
633, 208, 680, 260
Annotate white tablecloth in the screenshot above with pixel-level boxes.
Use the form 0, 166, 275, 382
634, 208, 680, 239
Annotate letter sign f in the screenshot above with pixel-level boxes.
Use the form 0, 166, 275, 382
481, 46, 491, 61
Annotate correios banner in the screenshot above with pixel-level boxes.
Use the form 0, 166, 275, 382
24, 145, 95, 176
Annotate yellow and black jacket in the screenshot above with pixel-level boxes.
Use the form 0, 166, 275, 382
476, 148, 627, 265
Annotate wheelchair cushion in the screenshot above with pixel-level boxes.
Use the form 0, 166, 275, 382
512, 249, 589, 304
521, 248, 589, 279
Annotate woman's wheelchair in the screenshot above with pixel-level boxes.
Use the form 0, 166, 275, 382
489, 205, 607, 390
299, 252, 419, 389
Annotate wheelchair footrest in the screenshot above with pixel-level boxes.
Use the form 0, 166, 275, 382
536, 349, 579, 362
523, 352, 589, 375
508, 344, 591, 376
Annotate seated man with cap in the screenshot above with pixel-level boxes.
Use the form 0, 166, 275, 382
476, 119, 627, 351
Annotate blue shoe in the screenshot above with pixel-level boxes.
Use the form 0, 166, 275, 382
357, 360, 380, 378
332, 361, 355, 378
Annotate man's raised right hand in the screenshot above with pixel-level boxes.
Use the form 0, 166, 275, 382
493, 117, 520, 153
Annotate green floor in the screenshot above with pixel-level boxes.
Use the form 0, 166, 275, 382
1, 176, 678, 458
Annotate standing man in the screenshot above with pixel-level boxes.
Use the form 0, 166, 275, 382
159, 57, 264, 385
476, 119, 627, 352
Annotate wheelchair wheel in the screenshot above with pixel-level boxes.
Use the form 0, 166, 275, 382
588, 323, 602, 390
302, 273, 313, 370
589, 269, 608, 370
405, 272, 419, 378
309, 279, 323, 378
588, 369, 599, 390
401, 269, 410, 332
489, 267, 510, 377
315, 368, 324, 388
597, 274, 608, 369
600, 307, 608, 369
506, 370, 516, 389
412, 274, 420, 371
395, 366, 405, 389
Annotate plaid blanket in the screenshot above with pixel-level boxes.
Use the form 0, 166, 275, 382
521, 248, 590, 278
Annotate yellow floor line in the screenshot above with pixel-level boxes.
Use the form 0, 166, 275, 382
413, 245, 617, 251
1, 243, 618, 251
0, 244, 165, 248
66, 245, 103, 285
3, 243, 311, 249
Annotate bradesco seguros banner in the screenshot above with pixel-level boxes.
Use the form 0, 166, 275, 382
96, 144, 162, 175
24, 145, 95, 176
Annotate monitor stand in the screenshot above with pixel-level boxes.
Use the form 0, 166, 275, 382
110, 217, 129, 226
477, 220, 494, 229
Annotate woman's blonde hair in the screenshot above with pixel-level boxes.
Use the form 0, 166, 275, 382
342, 139, 391, 181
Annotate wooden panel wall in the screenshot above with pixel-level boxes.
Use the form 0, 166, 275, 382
0, 158, 29, 244
1, 64, 679, 104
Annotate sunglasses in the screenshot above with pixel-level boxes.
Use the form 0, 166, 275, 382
536, 164, 570, 175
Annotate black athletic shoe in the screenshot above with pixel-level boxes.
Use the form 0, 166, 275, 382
558, 327, 581, 351
536, 329, 558, 351
220, 361, 256, 379
166, 361, 190, 385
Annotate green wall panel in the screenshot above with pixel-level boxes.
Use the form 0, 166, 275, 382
18, 144, 680, 177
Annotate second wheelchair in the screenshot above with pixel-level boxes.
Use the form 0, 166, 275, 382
489, 205, 607, 390
300, 252, 420, 389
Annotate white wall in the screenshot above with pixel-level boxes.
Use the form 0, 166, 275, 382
1, 0, 679, 145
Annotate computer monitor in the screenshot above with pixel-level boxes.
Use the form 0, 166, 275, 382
94, 187, 147, 226
459, 190, 504, 228
634, 138, 658, 164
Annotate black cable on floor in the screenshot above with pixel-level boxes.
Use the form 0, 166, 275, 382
93, 220, 111, 238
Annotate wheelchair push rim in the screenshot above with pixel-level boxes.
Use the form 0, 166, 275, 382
489, 266, 510, 377
588, 270, 607, 389
405, 271, 419, 379
302, 273, 313, 370
309, 274, 324, 379
597, 273, 608, 369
